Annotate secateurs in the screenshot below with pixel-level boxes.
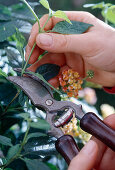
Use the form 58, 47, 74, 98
7, 68, 115, 165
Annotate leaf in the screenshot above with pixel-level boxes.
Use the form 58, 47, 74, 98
0, 82, 17, 105
6, 48, 22, 68
0, 68, 7, 77
18, 113, 30, 120
18, 91, 28, 107
51, 20, 93, 34
83, 2, 105, 9
7, 144, 20, 160
30, 119, 50, 130
53, 10, 71, 24
27, 132, 46, 142
36, 63, 60, 81
39, 0, 50, 10
24, 136, 57, 158
24, 158, 50, 170
0, 135, 12, 146
102, 5, 115, 24
25, 71, 61, 95
5, 168, 13, 170
46, 163, 58, 170
0, 20, 25, 42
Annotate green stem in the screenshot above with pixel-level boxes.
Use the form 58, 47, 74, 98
21, 0, 41, 31
41, 15, 51, 32
21, 43, 36, 76
3, 90, 20, 115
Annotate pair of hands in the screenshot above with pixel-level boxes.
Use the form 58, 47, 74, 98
26, 11, 115, 170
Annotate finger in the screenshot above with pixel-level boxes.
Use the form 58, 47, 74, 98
68, 140, 98, 170
98, 147, 115, 170
92, 114, 115, 169
25, 45, 44, 64
36, 32, 91, 55
28, 53, 66, 72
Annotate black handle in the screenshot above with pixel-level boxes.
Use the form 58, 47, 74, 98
80, 112, 115, 151
55, 135, 79, 165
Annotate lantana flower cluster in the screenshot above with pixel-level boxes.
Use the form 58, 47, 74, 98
62, 114, 91, 143
58, 69, 94, 98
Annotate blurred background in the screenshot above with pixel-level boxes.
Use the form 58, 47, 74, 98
0, 0, 115, 170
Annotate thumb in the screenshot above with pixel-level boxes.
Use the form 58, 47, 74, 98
68, 140, 98, 170
36, 33, 88, 54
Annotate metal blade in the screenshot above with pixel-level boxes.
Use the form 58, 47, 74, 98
7, 76, 54, 111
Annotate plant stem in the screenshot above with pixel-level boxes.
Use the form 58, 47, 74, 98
0, 123, 30, 169
41, 15, 51, 32
3, 90, 20, 115
21, 42, 36, 76
21, 0, 41, 32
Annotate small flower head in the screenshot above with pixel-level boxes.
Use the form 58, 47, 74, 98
86, 70, 94, 79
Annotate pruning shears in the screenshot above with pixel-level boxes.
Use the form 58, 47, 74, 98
7, 68, 115, 165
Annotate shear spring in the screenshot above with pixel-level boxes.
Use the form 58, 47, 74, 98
54, 108, 74, 127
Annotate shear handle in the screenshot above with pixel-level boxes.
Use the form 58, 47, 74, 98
80, 112, 115, 151
55, 135, 79, 165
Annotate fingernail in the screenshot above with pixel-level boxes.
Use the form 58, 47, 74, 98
81, 140, 97, 155
37, 34, 53, 46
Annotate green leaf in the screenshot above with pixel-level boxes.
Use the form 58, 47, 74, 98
0, 20, 24, 42
18, 113, 30, 120
39, 0, 50, 10
24, 158, 50, 170
83, 2, 105, 9
0, 135, 12, 146
7, 144, 20, 160
5, 168, 13, 170
24, 136, 56, 158
0, 68, 7, 77
51, 20, 93, 34
30, 119, 50, 130
46, 163, 58, 170
15, 29, 26, 63
102, 5, 115, 24
36, 63, 60, 81
53, 10, 71, 24
25, 71, 61, 95
27, 132, 46, 142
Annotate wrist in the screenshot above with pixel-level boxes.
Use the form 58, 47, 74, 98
103, 86, 115, 94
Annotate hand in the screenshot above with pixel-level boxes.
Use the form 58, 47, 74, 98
26, 11, 115, 87
68, 114, 115, 170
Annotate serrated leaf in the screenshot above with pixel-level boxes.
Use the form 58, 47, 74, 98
30, 119, 50, 130
102, 5, 115, 24
24, 158, 50, 170
0, 135, 12, 146
53, 10, 71, 24
27, 132, 46, 142
39, 0, 50, 10
51, 20, 93, 34
36, 63, 60, 81
0, 20, 24, 42
0, 68, 7, 77
7, 144, 20, 160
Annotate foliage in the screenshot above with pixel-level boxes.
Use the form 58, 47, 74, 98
84, 2, 115, 24
0, 0, 115, 170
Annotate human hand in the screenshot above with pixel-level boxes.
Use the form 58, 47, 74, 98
26, 11, 115, 87
68, 114, 115, 170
